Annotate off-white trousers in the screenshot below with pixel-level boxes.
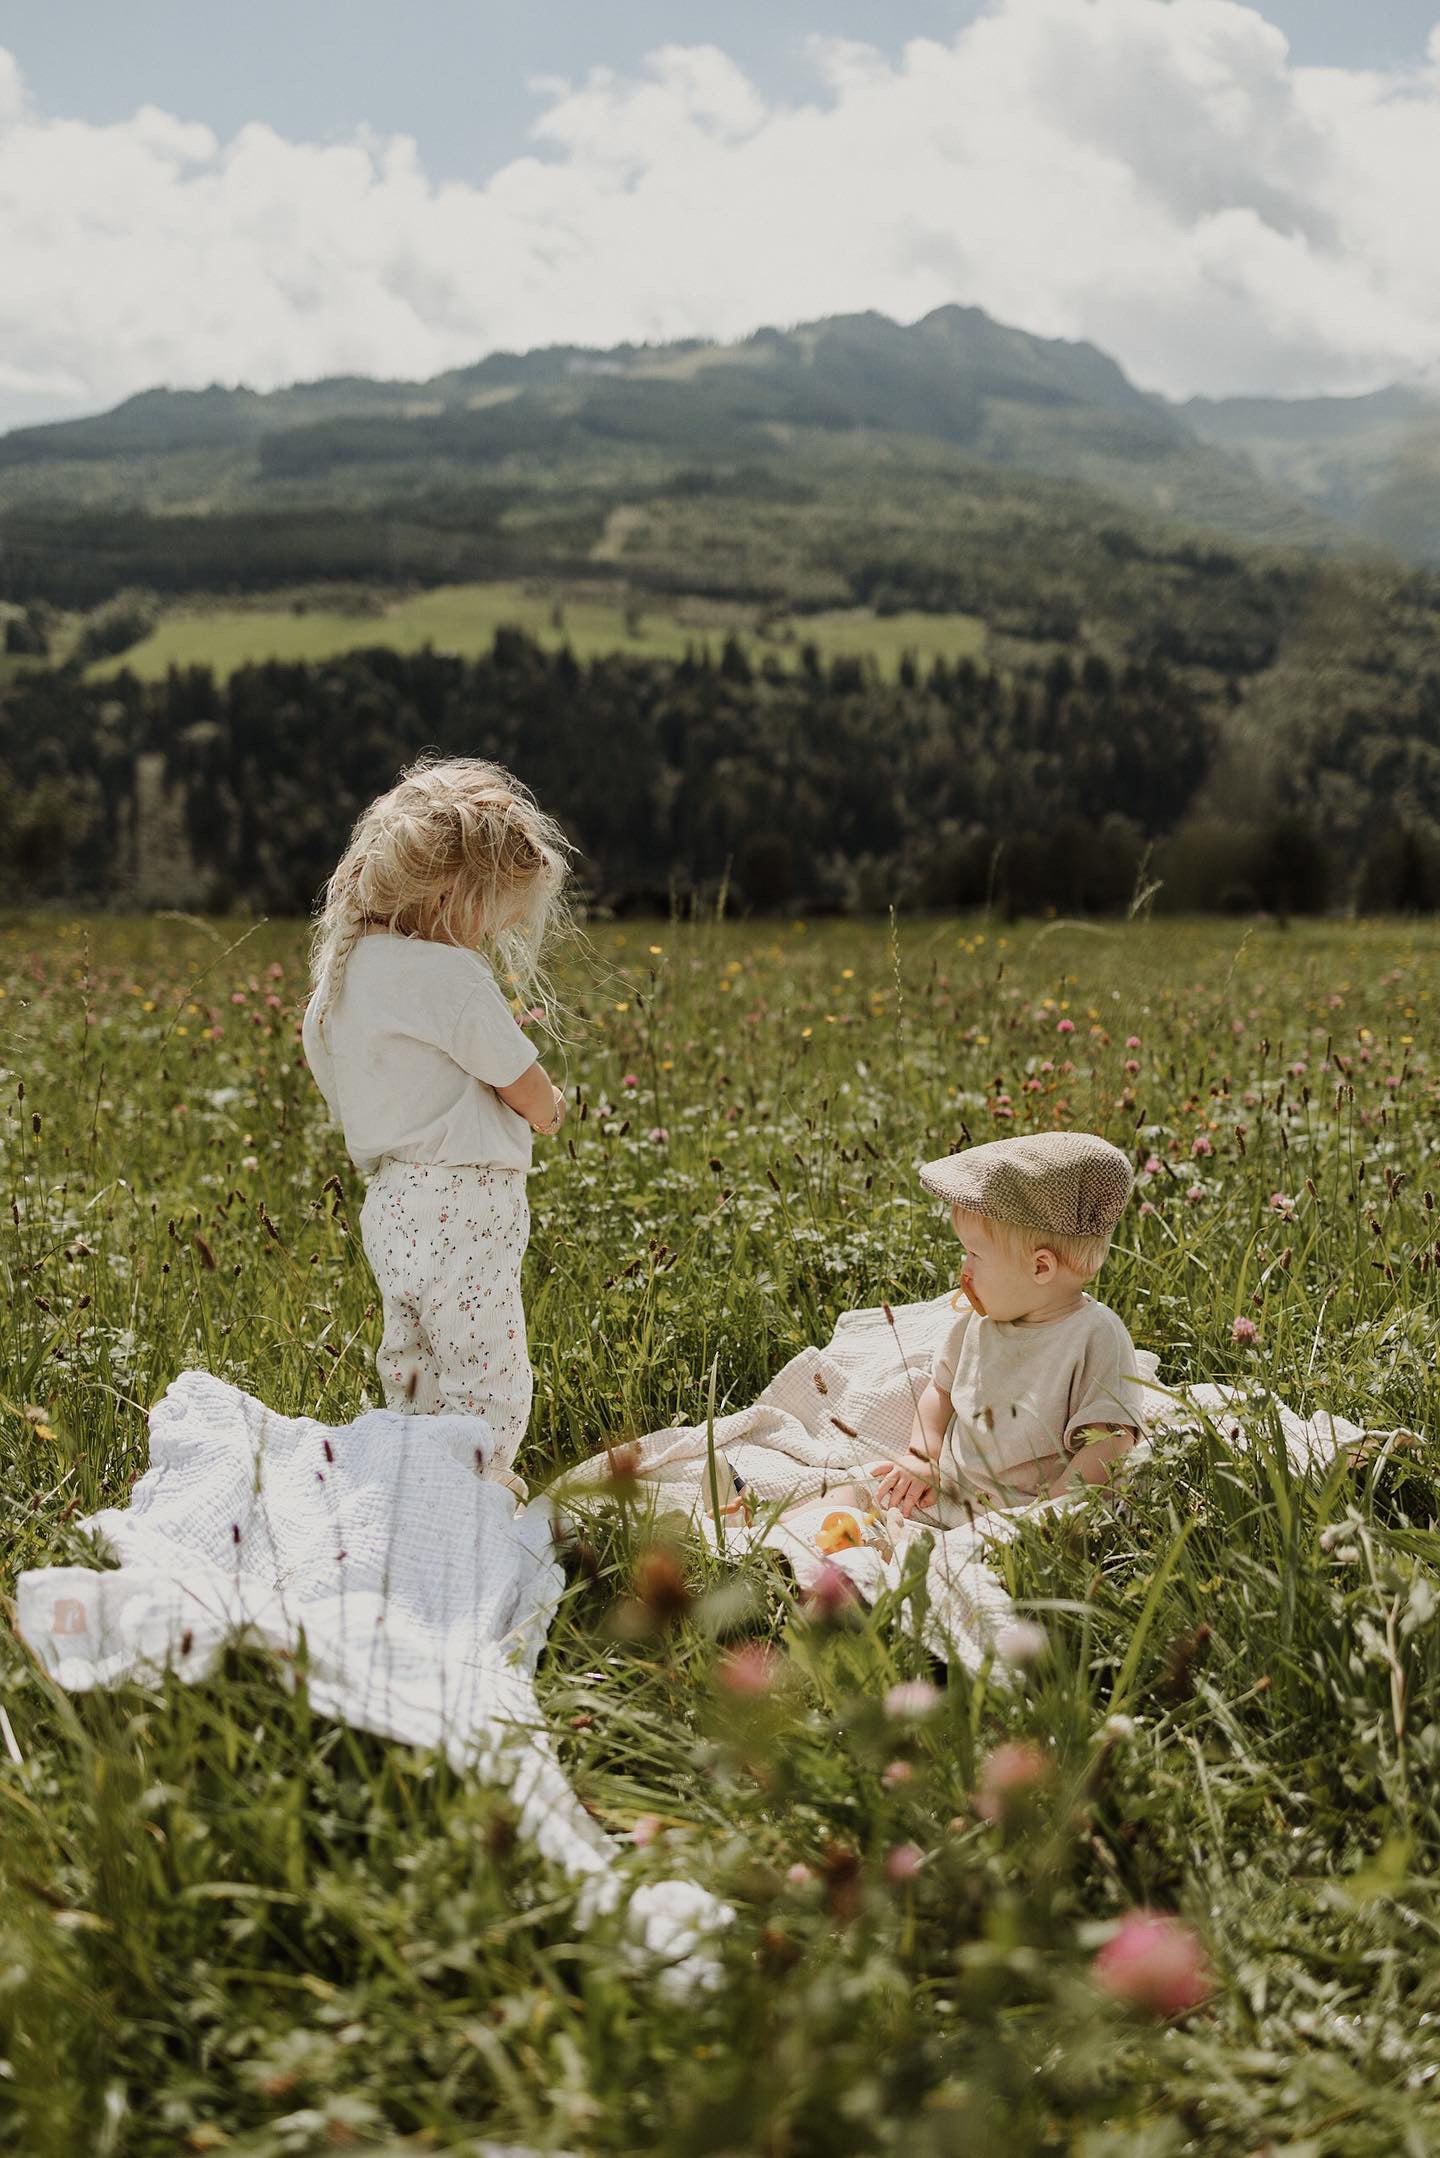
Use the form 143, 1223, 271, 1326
359, 1160, 533, 1476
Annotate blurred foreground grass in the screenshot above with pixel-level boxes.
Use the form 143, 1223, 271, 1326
3, 910, 1440, 2156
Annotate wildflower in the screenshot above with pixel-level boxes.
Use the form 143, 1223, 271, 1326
1269, 1191, 1296, 1219
648, 1126, 670, 1145
1102, 1713, 1136, 1743
995, 1620, 1049, 1669
1231, 1316, 1259, 1346
884, 1842, 925, 1883
621, 1073, 638, 1089
1143, 1154, 1162, 1175
974, 1740, 1048, 1822
240, 1155, 259, 1173
803, 1562, 858, 1620
820, 1843, 863, 1922
1124, 1059, 1140, 1076
884, 1678, 940, 1720
785, 1862, 814, 1887
631, 1814, 664, 1849
1185, 1184, 1206, 1204
1191, 1134, 1214, 1158
1139, 1201, 1157, 1217
718, 1642, 779, 1695
1057, 1018, 1075, 1035
633, 1548, 693, 1628
1091, 1911, 1213, 2017
881, 1759, 915, 1791
1126, 1035, 1141, 1048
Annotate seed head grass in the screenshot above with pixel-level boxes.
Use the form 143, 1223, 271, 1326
2, 912, 1439, 2153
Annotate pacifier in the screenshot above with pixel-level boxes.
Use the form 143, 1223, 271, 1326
954, 1267, 987, 1316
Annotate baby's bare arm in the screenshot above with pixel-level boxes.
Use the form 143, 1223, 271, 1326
1057, 1424, 1138, 1491
867, 1378, 951, 1514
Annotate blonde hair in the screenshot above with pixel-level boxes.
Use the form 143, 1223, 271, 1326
309, 756, 572, 1037
953, 1207, 1114, 1283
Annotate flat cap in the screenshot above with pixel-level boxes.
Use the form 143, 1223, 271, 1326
918, 1130, 1133, 1239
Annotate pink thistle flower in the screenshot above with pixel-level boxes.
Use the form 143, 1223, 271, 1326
1231, 1316, 1259, 1346
804, 1562, 858, 1621
1091, 1910, 1213, 2017
884, 1842, 925, 1883
1124, 1059, 1140, 1076
974, 1740, 1048, 1823
1143, 1154, 1162, 1176
1126, 1035, 1141, 1049
1185, 1184, 1206, 1204
621, 1073, 639, 1089
995, 1620, 1049, 1668
718, 1642, 780, 1696
1191, 1134, 1214, 1158
884, 1679, 940, 1719
1057, 1017, 1075, 1034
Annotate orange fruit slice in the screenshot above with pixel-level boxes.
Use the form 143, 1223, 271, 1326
815, 1510, 863, 1553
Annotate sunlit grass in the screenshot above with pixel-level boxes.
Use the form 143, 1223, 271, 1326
2, 910, 1440, 2153
81, 581, 987, 684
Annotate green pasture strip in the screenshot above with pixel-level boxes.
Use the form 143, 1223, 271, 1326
84, 582, 987, 683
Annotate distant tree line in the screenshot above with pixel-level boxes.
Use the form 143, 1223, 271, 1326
2, 632, 1439, 916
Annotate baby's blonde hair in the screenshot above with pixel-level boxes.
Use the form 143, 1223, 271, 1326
309, 756, 572, 1037
954, 1206, 1114, 1283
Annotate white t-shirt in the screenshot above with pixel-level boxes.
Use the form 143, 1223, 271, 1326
929, 1294, 1145, 1505
302, 935, 539, 1175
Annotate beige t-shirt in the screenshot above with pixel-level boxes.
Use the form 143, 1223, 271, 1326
302, 935, 539, 1175
928, 1294, 1145, 1508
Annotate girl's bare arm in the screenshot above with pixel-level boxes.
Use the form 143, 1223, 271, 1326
496, 1060, 567, 1132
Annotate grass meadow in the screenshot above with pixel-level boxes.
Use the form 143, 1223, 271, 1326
75, 583, 987, 685
2, 909, 1440, 2156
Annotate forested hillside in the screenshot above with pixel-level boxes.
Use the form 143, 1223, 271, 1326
5, 595, 1439, 918
4, 302, 1439, 917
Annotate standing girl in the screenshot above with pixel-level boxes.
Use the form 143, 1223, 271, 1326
302, 757, 571, 1493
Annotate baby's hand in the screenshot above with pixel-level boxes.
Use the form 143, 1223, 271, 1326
866, 1454, 937, 1518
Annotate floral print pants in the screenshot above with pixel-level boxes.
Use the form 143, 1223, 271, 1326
359, 1160, 532, 1476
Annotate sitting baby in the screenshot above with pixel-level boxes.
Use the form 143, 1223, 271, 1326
865, 1130, 1145, 1524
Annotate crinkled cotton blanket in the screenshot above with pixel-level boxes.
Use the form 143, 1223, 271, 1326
14, 1293, 1380, 1960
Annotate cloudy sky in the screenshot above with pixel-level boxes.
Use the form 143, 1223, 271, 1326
3, 0, 1440, 432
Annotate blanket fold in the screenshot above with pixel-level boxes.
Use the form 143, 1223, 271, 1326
14, 1296, 1375, 1937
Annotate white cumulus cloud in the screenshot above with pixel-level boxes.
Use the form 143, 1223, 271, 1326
3, 0, 1440, 431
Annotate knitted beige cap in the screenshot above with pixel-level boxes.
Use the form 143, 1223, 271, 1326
918, 1131, 1133, 1239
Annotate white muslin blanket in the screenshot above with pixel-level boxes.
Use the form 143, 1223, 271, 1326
13, 1295, 1381, 1932
12, 1370, 726, 1979
562, 1293, 1381, 1669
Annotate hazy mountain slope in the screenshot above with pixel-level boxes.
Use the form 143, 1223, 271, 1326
1184, 384, 1440, 564
0, 305, 1346, 561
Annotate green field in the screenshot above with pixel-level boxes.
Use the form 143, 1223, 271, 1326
3, 912, 1440, 2153
81, 581, 987, 683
